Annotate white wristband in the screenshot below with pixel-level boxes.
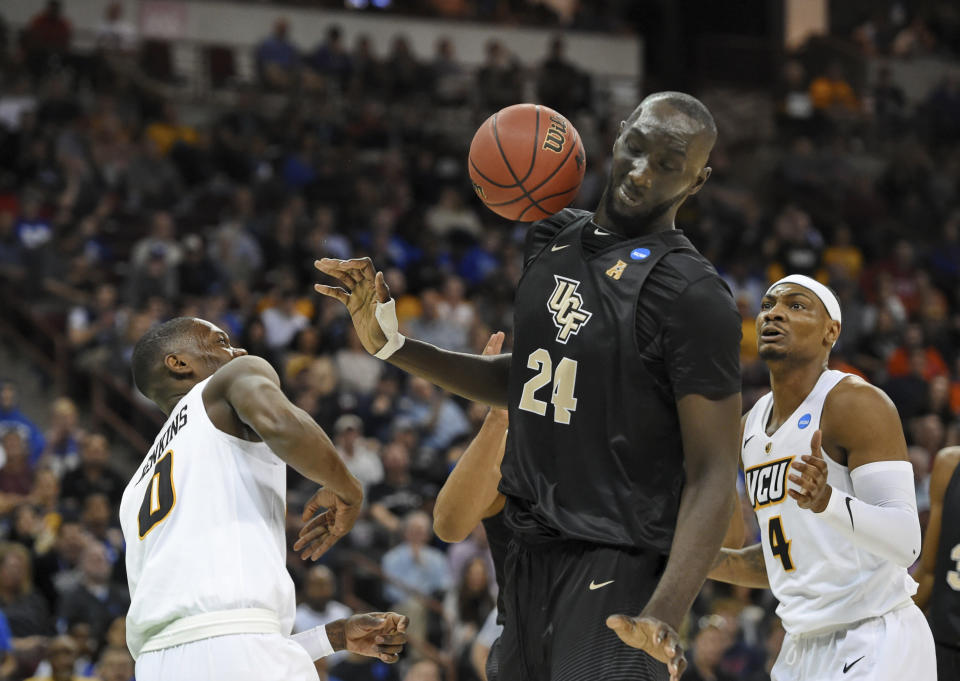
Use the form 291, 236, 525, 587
291, 624, 336, 660
373, 298, 406, 360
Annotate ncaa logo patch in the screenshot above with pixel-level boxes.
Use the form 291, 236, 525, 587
798, 413, 812, 429
631, 248, 650, 260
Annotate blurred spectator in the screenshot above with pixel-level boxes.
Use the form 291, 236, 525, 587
329, 652, 400, 681
95, 2, 138, 54
0, 541, 53, 637
682, 614, 736, 681
24, 634, 93, 681
869, 66, 906, 138
130, 211, 182, 269
536, 36, 589, 114
886, 323, 948, 380
822, 225, 863, 285
24, 1, 73, 77
0, 382, 45, 466
332, 414, 383, 493
124, 136, 182, 211
476, 40, 523, 113
368, 442, 434, 539
41, 397, 83, 475
305, 26, 352, 92
883, 348, 933, 420
406, 289, 470, 352
334, 329, 383, 398
396, 378, 470, 453
430, 37, 468, 106
57, 542, 129, 644
404, 660, 442, 681
93, 646, 134, 681
773, 59, 814, 139
809, 62, 859, 115
60, 434, 124, 511
0, 431, 35, 497
425, 186, 482, 240
293, 565, 352, 667
444, 556, 494, 656
256, 19, 299, 90
892, 16, 937, 57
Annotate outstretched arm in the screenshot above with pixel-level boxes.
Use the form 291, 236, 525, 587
205, 355, 362, 504
913, 447, 960, 610
708, 543, 769, 588
315, 258, 510, 408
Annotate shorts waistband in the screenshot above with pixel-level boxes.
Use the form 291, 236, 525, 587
139, 608, 282, 655
788, 599, 913, 639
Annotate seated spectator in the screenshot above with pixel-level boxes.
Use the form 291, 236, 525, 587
396, 378, 470, 453
404, 660, 442, 681
24, 634, 94, 681
335, 328, 383, 398
476, 40, 523, 113
368, 442, 434, 540
60, 434, 124, 511
93, 646, 133, 681
809, 62, 859, 116
123, 136, 182, 212
443, 556, 494, 657
57, 542, 129, 644
332, 414, 383, 493
293, 565, 352, 667
305, 26, 352, 92
0, 431, 35, 497
381, 512, 450, 649
256, 19, 299, 90
95, 2, 138, 54
406, 289, 470, 353
424, 186, 482, 240
683, 614, 737, 681
78, 494, 124, 568
886, 323, 948, 380
41, 398, 84, 475
130, 211, 182, 269
24, 1, 72, 77
0, 542, 53, 638
822, 225, 863, 285
429, 37, 468, 106
773, 59, 814, 139
536, 37, 589, 114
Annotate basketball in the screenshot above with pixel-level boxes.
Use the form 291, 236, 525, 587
468, 104, 586, 222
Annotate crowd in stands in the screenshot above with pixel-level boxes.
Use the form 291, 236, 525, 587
0, 1, 959, 680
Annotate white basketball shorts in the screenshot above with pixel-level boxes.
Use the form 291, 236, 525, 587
772, 602, 935, 681
135, 632, 319, 681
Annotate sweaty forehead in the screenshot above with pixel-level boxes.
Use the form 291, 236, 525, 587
765, 284, 826, 314
630, 99, 704, 140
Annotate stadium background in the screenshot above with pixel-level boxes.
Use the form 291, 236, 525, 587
0, 0, 958, 679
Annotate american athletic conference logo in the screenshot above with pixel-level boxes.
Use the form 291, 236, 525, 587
547, 275, 592, 343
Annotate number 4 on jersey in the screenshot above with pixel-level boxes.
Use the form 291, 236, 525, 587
768, 515, 795, 571
139, 450, 176, 538
518, 348, 579, 424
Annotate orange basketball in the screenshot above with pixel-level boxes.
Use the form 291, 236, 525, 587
468, 104, 586, 222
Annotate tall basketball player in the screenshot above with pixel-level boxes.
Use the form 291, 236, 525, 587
120, 318, 407, 681
313, 91, 743, 680
648, 275, 935, 680
913, 446, 960, 679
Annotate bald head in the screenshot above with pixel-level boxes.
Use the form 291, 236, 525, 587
630, 91, 718, 150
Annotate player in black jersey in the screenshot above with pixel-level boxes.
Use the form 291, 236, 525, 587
314, 91, 743, 681
914, 447, 960, 679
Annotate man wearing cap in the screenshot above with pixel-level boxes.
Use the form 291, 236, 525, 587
333, 414, 383, 493
644, 274, 935, 680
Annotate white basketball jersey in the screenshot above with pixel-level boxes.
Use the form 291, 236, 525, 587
120, 377, 295, 658
741, 370, 916, 635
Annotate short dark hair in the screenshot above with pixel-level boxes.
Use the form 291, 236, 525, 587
634, 91, 718, 140
131, 317, 200, 400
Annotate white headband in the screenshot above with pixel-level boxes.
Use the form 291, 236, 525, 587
766, 275, 842, 323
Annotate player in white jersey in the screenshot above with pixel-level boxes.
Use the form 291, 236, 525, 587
700, 275, 936, 680
120, 317, 408, 681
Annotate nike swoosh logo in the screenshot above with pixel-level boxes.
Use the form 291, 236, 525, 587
588, 580, 614, 590
845, 496, 855, 531
551, 244, 570, 252
594, 228, 611, 236
843, 656, 864, 673
743, 435, 755, 449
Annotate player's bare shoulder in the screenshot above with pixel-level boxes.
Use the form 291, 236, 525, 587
204, 356, 279, 398
822, 374, 907, 464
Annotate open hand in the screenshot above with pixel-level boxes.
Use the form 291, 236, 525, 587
788, 429, 831, 512
314, 257, 390, 356
481, 331, 508, 422
344, 612, 409, 663
294, 488, 361, 561
606, 614, 686, 681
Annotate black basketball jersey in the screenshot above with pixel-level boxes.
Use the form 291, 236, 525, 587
499, 210, 735, 552
931, 461, 960, 647
482, 511, 511, 624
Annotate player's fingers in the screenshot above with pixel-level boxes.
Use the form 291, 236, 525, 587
789, 472, 817, 496
376, 643, 405, 655
375, 633, 407, 645
661, 628, 679, 656
374, 270, 391, 303
379, 652, 400, 664
298, 511, 333, 535
358, 257, 376, 282
313, 283, 350, 304
810, 429, 823, 457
